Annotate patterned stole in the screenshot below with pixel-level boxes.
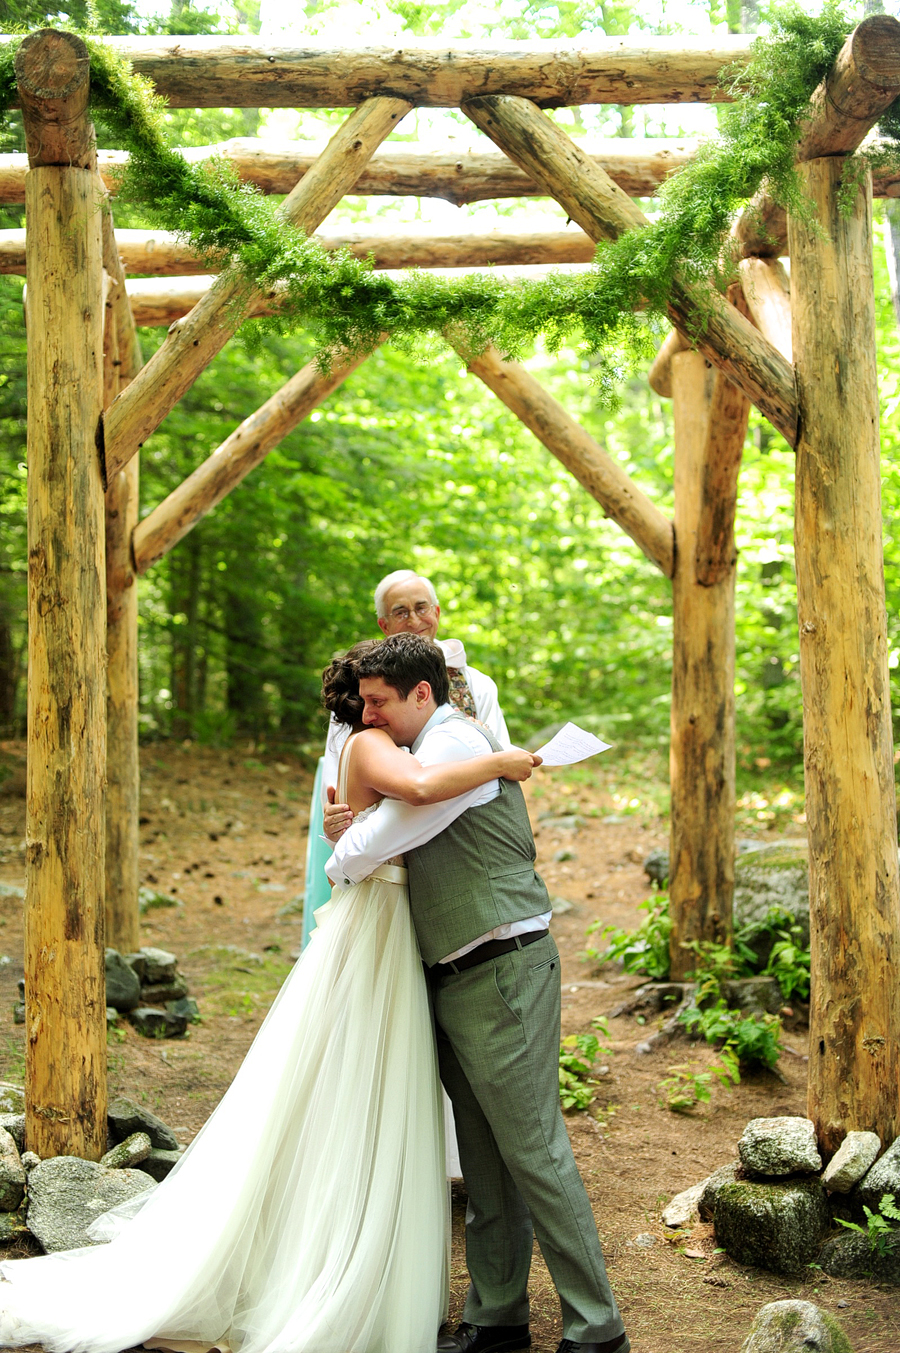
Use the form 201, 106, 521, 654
447, 667, 478, 721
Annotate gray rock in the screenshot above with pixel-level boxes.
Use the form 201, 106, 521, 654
547, 815, 584, 833
104, 948, 141, 1012
138, 946, 178, 984
734, 844, 809, 954
715, 1177, 830, 1275
106, 1006, 119, 1024
699, 1161, 740, 1221
276, 894, 305, 918
818, 1230, 900, 1285
739, 1117, 822, 1177
12, 1000, 24, 1024
127, 1005, 188, 1038
25, 1155, 155, 1252
643, 849, 669, 886
0, 1126, 26, 1211
0, 1113, 24, 1152
740, 1299, 853, 1352
0, 882, 24, 899
0, 1083, 24, 1115
140, 976, 189, 1005
20, 1152, 40, 1172
859, 1134, 900, 1212
107, 1095, 180, 1151
138, 1147, 184, 1181
662, 1179, 707, 1228
823, 1130, 882, 1194
123, 951, 147, 982
166, 996, 200, 1023
552, 848, 576, 863
138, 886, 179, 915
721, 976, 785, 1017
99, 1131, 152, 1169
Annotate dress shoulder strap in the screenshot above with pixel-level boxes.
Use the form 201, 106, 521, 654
336, 731, 359, 804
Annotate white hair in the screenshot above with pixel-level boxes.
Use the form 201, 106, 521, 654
374, 569, 439, 619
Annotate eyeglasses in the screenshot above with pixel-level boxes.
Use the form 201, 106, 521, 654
390, 602, 436, 623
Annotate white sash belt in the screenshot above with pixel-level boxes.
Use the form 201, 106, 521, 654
369, 863, 408, 886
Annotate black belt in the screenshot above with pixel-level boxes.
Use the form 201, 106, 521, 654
429, 928, 549, 978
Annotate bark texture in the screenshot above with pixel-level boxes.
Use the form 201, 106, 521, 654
790, 157, 900, 1156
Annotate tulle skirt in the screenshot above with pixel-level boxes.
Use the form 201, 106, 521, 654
0, 865, 449, 1353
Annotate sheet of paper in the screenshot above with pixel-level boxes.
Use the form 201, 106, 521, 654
534, 722, 611, 767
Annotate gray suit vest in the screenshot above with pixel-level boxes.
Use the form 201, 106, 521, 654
406, 716, 550, 966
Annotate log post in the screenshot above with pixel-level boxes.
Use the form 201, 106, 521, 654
789, 157, 900, 1154
133, 346, 372, 573
17, 29, 108, 1160
462, 93, 798, 445
669, 350, 737, 976
455, 341, 674, 578
103, 95, 412, 479
737, 257, 792, 362
103, 212, 143, 956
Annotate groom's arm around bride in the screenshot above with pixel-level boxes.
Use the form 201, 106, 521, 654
326, 634, 630, 1353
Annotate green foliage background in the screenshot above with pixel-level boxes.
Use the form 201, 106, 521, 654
1, 0, 900, 780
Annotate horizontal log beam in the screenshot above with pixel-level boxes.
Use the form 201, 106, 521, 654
0, 35, 758, 109
133, 346, 372, 572
464, 92, 798, 445
103, 95, 411, 480
0, 224, 598, 277
0, 137, 699, 207
733, 14, 900, 258
456, 339, 674, 578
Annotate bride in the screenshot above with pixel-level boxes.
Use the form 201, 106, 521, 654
0, 640, 538, 1353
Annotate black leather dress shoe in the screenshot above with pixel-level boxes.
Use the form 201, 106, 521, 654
556, 1335, 629, 1353
437, 1322, 531, 1353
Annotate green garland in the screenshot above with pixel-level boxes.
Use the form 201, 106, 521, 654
1, 3, 899, 400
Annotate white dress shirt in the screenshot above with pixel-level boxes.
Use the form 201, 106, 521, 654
321, 639, 510, 805
325, 704, 550, 963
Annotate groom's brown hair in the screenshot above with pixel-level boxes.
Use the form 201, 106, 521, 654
356, 633, 450, 706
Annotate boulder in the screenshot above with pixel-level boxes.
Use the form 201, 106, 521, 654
12, 999, 24, 1025
734, 844, 809, 957
714, 1177, 831, 1275
104, 948, 141, 1012
818, 1230, 900, 1284
99, 1131, 152, 1170
140, 976, 189, 1005
0, 1113, 24, 1152
20, 1152, 40, 1172
823, 1131, 882, 1195
859, 1135, 900, 1212
0, 1126, 26, 1211
26, 1156, 155, 1252
167, 996, 200, 1023
127, 1006, 188, 1038
721, 976, 785, 1017
661, 1179, 707, 1229
138, 946, 178, 984
739, 1117, 822, 1177
138, 1147, 184, 1181
740, 1299, 853, 1352
123, 951, 148, 982
0, 1083, 24, 1116
107, 1096, 180, 1151
699, 1161, 740, 1221
643, 849, 669, 887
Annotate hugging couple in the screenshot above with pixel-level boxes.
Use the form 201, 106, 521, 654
0, 633, 628, 1353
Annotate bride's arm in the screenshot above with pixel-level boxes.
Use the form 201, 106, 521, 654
353, 728, 540, 806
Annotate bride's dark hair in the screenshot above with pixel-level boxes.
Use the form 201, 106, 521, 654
321, 640, 382, 727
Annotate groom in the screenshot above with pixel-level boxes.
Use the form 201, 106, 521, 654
326, 634, 629, 1353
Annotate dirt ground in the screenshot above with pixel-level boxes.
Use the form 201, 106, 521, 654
1, 738, 898, 1353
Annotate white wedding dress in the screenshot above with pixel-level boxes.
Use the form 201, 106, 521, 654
0, 743, 448, 1353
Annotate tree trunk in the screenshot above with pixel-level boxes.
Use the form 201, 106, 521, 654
790, 157, 900, 1156
669, 351, 736, 978
170, 531, 202, 740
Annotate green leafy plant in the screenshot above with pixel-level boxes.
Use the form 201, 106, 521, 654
837, 1193, 900, 1258
657, 1048, 740, 1113
677, 998, 783, 1071
559, 1017, 612, 1111
588, 892, 672, 978
762, 917, 811, 1000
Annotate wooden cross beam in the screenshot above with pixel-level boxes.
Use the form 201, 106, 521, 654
733, 14, 900, 258
451, 339, 674, 579
51, 34, 757, 108
0, 224, 599, 277
132, 347, 374, 574
463, 93, 798, 445
102, 95, 411, 482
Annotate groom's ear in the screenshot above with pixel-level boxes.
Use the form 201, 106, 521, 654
413, 680, 432, 708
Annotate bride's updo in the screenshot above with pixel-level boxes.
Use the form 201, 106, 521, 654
321, 640, 381, 727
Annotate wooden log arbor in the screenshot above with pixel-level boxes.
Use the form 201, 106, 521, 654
8, 15, 900, 1156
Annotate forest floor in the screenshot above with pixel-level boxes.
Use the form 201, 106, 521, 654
0, 738, 898, 1353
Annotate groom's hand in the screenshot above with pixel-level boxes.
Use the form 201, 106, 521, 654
324, 784, 354, 841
